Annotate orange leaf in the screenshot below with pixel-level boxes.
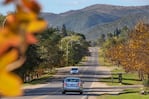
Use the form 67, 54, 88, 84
3, 0, 14, 4
4, 14, 18, 29
27, 20, 47, 33
16, 9, 37, 21
0, 71, 22, 96
0, 31, 21, 56
0, 49, 18, 71
22, 0, 41, 13
26, 33, 37, 44
6, 14, 16, 24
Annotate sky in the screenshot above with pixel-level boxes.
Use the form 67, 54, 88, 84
0, 0, 149, 15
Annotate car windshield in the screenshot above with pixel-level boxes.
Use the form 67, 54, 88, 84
66, 79, 80, 82
71, 68, 78, 70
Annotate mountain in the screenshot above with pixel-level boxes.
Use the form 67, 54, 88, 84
40, 4, 149, 40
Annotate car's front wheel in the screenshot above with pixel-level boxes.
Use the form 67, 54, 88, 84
80, 91, 83, 94
62, 91, 66, 94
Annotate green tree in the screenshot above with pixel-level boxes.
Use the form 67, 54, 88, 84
0, 14, 5, 26
61, 24, 68, 37
15, 45, 41, 82
97, 34, 105, 47
60, 35, 89, 66
37, 28, 63, 68
114, 28, 121, 37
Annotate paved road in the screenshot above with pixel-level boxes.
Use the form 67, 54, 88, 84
3, 47, 106, 99
2, 47, 143, 99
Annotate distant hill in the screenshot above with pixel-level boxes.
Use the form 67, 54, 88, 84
40, 4, 149, 40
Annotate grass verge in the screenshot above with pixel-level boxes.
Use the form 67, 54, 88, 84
24, 69, 56, 85
98, 49, 112, 66
98, 88, 149, 99
100, 67, 142, 86
98, 93, 149, 99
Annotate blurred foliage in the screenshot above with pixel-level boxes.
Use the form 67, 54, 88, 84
0, 0, 47, 96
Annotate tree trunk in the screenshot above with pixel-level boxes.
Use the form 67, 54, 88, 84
147, 74, 149, 80
138, 71, 144, 81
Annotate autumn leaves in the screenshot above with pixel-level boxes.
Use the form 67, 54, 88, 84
0, 0, 47, 96
105, 22, 149, 80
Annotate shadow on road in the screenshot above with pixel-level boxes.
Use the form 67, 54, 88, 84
23, 86, 123, 96
47, 69, 111, 83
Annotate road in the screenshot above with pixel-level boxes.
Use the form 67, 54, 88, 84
2, 47, 103, 99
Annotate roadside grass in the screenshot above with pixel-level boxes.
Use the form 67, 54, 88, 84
98, 89, 149, 99
100, 67, 142, 86
26, 74, 52, 85
77, 56, 88, 66
81, 56, 88, 62
24, 70, 56, 85
98, 56, 112, 66
98, 49, 112, 66
98, 93, 149, 99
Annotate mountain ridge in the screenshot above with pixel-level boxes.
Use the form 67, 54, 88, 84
40, 4, 149, 40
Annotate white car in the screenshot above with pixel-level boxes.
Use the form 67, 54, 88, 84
70, 67, 79, 74
62, 77, 83, 94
